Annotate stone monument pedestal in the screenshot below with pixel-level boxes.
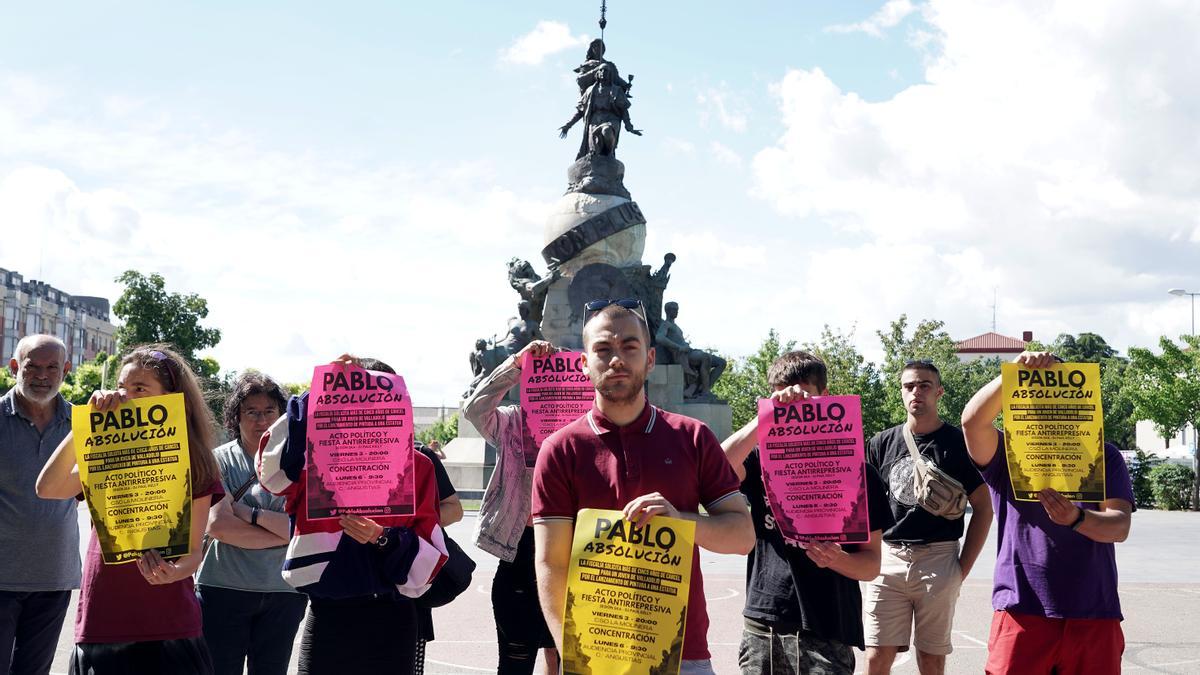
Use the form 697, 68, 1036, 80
443, 366, 732, 499
441, 416, 494, 501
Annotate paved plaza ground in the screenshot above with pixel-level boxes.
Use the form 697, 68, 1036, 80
49, 507, 1200, 674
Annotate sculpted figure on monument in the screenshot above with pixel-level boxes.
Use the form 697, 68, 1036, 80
655, 301, 727, 400
558, 39, 642, 159
506, 258, 559, 323
465, 338, 506, 398
497, 300, 545, 355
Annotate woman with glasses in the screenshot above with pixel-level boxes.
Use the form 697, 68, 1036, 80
196, 372, 308, 675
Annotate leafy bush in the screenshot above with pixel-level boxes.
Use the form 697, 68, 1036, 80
1129, 448, 1163, 509
1148, 463, 1195, 511
417, 413, 458, 447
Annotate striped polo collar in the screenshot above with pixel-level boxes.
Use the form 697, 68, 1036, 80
587, 401, 657, 435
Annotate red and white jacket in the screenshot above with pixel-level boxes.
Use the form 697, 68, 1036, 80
256, 393, 447, 600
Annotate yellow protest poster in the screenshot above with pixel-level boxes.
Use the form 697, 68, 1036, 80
1001, 363, 1105, 502
72, 393, 193, 564
561, 509, 695, 675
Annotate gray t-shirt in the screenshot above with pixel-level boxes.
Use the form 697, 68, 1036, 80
0, 391, 80, 591
196, 439, 296, 593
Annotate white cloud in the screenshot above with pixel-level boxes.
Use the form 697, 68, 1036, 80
753, 0, 1200, 357
827, 0, 919, 38
0, 74, 554, 404
697, 86, 749, 133
709, 141, 743, 169
661, 137, 696, 156
500, 21, 590, 66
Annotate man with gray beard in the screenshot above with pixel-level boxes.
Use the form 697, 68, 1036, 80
0, 336, 80, 675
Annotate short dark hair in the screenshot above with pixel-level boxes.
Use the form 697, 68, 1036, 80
358, 357, 395, 375
582, 304, 651, 348
768, 351, 828, 391
901, 359, 941, 385
223, 371, 288, 442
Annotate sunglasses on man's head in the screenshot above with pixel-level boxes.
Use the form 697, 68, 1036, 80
583, 298, 648, 325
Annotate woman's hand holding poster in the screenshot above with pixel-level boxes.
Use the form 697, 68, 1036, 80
1001, 362, 1105, 502
305, 364, 415, 521
561, 509, 695, 675
520, 350, 592, 467
755, 395, 871, 544
72, 392, 192, 564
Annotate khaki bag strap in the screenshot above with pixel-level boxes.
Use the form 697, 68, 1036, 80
902, 423, 931, 480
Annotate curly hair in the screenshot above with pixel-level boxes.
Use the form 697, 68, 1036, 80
223, 371, 288, 443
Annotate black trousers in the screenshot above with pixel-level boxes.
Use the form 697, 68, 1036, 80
298, 595, 416, 675
69, 637, 213, 675
0, 590, 70, 675
492, 528, 555, 675
197, 585, 307, 675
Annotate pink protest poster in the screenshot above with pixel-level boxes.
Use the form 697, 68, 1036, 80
520, 351, 593, 467
755, 395, 870, 544
305, 364, 415, 522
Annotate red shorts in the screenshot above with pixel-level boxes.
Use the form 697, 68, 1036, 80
986, 610, 1124, 675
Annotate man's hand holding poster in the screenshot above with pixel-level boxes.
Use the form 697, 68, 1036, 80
306, 363, 415, 521
561, 509, 695, 675
521, 350, 592, 467
72, 392, 192, 564
755, 395, 871, 544
1001, 362, 1105, 502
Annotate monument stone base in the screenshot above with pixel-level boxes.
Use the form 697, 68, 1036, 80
442, 365, 732, 498
440, 415, 494, 500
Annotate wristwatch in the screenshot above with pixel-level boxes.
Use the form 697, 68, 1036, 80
374, 532, 389, 548
250, 507, 260, 527
1069, 508, 1087, 531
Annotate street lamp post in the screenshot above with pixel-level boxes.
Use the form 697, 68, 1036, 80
1168, 288, 1198, 336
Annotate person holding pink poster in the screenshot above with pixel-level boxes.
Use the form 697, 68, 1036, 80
520, 349, 593, 464
462, 339, 561, 675
756, 394, 871, 544
305, 363, 415, 520
256, 355, 448, 675
723, 351, 892, 675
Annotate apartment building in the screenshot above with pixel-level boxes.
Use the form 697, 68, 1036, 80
0, 267, 116, 366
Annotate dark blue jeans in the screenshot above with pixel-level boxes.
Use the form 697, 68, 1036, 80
196, 585, 307, 675
0, 590, 70, 675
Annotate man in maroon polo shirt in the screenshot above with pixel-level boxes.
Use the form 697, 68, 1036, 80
532, 300, 754, 675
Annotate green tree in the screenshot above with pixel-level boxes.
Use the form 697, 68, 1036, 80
0, 367, 13, 395
1129, 448, 1162, 509
804, 325, 890, 438
711, 330, 796, 430
58, 352, 120, 404
417, 413, 459, 446
1127, 335, 1200, 510
1046, 333, 1136, 450
113, 270, 221, 365
877, 315, 999, 428
1051, 332, 1118, 362
1148, 463, 1195, 511
283, 382, 310, 397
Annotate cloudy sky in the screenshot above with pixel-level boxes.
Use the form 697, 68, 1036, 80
2, 1, 1197, 404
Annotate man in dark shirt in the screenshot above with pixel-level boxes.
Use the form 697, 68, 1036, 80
723, 351, 894, 675
862, 360, 993, 675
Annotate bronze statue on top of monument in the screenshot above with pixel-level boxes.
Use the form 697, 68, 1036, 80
558, 38, 642, 160
458, 32, 728, 425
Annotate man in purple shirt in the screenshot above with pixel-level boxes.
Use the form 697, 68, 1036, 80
961, 351, 1133, 675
